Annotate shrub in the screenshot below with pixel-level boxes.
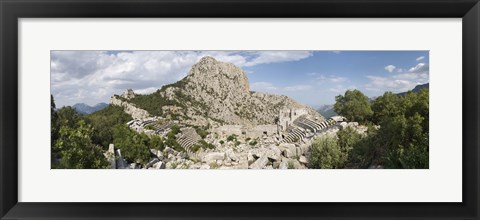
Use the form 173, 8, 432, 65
194, 126, 209, 139
150, 135, 165, 151
227, 134, 237, 142
336, 126, 362, 163
309, 136, 346, 169
53, 120, 109, 169
112, 125, 151, 164
287, 161, 295, 169
86, 105, 132, 149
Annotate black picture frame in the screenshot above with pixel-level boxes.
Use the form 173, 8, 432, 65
1, 0, 479, 219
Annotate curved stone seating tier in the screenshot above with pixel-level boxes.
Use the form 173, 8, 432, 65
294, 120, 317, 133
280, 127, 307, 143
155, 122, 173, 134
280, 117, 341, 143
176, 127, 202, 158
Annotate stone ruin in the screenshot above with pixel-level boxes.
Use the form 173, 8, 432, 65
277, 108, 346, 144
176, 127, 202, 158
209, 107, 347, 144
278, 108, 309, 131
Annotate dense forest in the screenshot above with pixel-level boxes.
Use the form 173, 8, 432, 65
51, 95, 169, 168
309, 89, 429, 169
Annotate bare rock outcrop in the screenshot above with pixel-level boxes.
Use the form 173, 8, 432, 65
110, 95, 150, 120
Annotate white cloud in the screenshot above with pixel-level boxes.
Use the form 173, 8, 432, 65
408, 63, 429, 73
284, 85, 312, 92
51, 51, 313, 107
134, 87, 158, 95
251, 82, 313, 93
416, 56, 425, 61
365, 62, 429, 92
316, 75, 347, 83
384, 65, 396, 73
365, 76, 414, 92
328, 85, 356, 93
250, 82, 278, 92
243, 51, 313, 67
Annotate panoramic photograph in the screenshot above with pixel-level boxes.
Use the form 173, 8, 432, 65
51, 51, 429, 169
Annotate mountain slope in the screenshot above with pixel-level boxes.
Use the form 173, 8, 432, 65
73, 103, 108, 115
397, 83, 429, 96
115, 56, 323, 126
317, 104, 337, 118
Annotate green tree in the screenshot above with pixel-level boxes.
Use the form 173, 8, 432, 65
334, 89, 373, 123
86, 105, 133, 148
51, 95, 59, 165
383, 113, 429, 169
53, 120, 109, 169
309, 136, 346, 169
330, 88, 430, 169
404, 89, 429, 131
112, 125, 151, 164
337, 126, 362, 162
56, 106, 82, 128
150, 135, 165, 151
371, 91, 403, 124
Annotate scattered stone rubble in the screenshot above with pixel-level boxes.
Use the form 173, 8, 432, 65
104, 113, 365, 169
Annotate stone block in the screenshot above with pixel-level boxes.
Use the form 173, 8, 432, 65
202, 152, 225, 162
154, 161, 166, 169
249, 156, 269, 169
279, 161, 288, 169
145, 158, 160, 168
299, 156, 308, 164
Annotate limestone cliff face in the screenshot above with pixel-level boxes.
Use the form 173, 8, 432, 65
110, 96, 150, 120
114, 56, 323, 126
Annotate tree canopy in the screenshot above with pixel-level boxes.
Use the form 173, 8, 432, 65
334, 89, 373, 123
312, 88, 429, 169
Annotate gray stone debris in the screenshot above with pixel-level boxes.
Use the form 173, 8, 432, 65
226, 149, 239, 162
249, 156, 269, 169
202, 152, 225, 163
129, 163, 139, 169
153, 161, 166, 169
145, 158, 160, 168
299, 155, 308, 164
150, 149, 159, 156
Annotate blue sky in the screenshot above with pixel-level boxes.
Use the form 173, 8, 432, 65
244, 51, 429, 107
51, 51, 428, 108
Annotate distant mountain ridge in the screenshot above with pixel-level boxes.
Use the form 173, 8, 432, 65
397, 83, 429, 96
317, 104, 337, 118
73, 103, 108, 114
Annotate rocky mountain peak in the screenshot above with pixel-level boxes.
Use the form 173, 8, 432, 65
121, 89, 136, 99
114, 56, 323, 127
186, 56, 250, 95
